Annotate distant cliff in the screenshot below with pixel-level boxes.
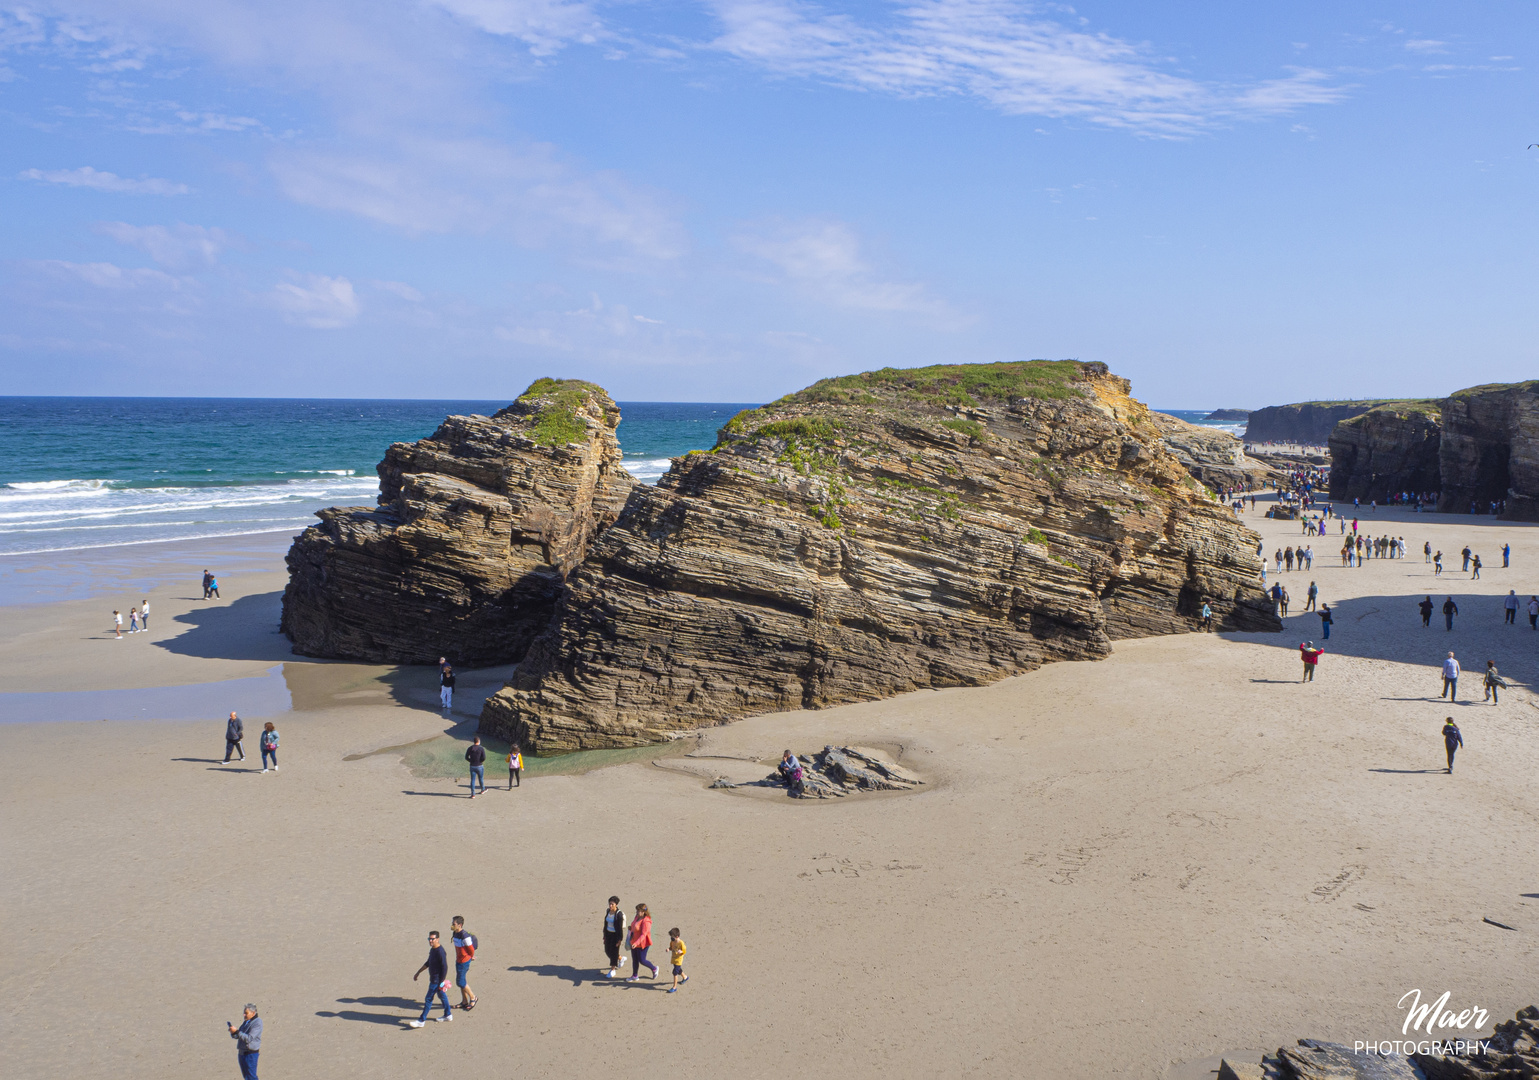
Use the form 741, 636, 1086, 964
1327, 401, 1442, 500
280, 380, 634, 665
481, 361, 1278, 753
1439, 381, 1539, 518
1203, 409, 1249, 422
1244, 401, 1389, 445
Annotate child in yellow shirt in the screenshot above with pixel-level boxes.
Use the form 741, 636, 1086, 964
666, 928, 687, 993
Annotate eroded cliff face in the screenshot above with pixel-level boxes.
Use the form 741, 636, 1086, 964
481, 361, 1278, 752
1327, 402, 1442, 501
1244, 402, 1380, 445
1148, 412, 1272, 491
280, 380, 635, 665
1439, 381, 1539, 518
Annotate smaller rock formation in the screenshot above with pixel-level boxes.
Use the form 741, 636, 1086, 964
709, 746, 924, 798
281, 379, 634, 665
1149, 412, 1272, 491
1438, 381, 1539, 519
1246, 401, 1388, 446
1412, 1003, 1539, 1078
1327, 401, 1442, 501
1204, 408, 1250, 422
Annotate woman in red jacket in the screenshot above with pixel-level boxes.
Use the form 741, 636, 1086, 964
626, 903, 658, 981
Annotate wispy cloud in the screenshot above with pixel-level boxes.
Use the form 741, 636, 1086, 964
20, 166, 190, 195
1404, 39, 1447, 53
428, 0, 602, 56
270, 136, 685, 259
96, 222, 230, 268
735, 218, 957, 321
44, 259, 184, 289
707, 0, 1345, 135
271, 273, 359, 328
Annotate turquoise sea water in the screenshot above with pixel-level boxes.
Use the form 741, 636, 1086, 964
0, 398, 754, 556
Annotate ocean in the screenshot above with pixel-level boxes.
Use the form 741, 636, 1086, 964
0, 398, 755, 557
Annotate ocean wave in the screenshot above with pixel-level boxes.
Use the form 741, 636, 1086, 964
0, 524, 313, 558
623, 457, 677, 483
1, 479, 113, 497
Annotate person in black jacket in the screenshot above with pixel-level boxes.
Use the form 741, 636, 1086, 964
1418, 596, 1434, 627
440, 666, 455, 712
222, 712, 244, 763
1443, 719, 1463, 773
409, 931, 453, 1027
465, 736, 486, 799
1443, 597, 1459, 631
602, 896, 625, 978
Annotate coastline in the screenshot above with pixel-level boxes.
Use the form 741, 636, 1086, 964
3, 508, 1538, 1077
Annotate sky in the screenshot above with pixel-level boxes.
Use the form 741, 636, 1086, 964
1, 2, 1535, 406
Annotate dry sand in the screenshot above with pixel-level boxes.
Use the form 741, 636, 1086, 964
3, 509, 1538, 1079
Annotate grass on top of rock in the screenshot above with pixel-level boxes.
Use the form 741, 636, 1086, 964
516, 377, 602, 447
770, 360, 1089, 409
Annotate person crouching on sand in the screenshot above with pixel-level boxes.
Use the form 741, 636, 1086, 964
626, 903, 658, 981
1300, 641, 1323, 682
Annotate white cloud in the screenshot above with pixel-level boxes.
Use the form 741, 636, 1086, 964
20, 166, 191, 195
271, 273, 359, 328
270, 136, 685, 259
96, 222, 229, 268
428, 0, 601, 55
706, 0, 1346, 135
1404, 39, 1447, 53
44, 259, 183, 289
371, 279, 425, 302
735, 218, 955, 320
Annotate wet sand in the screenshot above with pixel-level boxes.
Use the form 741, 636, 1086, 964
2, 512, 1538, 1078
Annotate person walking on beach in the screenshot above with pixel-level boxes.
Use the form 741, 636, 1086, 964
603, 897, 626, 978
202, 570, 211, 599
1461, 546, 1472, 572
1441, 652, 1460, 701
1419, 596, 1434, 627
465, 736, 486, 799
1300, 641, 1323, 682
1305, 582, 1318, 612
508, 745, 522, 789
1529, 596, 1538, 630
1279, 586, 1290, 618
1200, 600, 1212, 632
440, 666, 455, 712
129, 606, 140, 633
1443, 596, 1459, 630
627, 903, 658, 982
1319, 603, 1333, 640
1471, 554, 1482, 580
1503, 543, 1510, 568
1443, 718, 1463, 773
1504, 591, 1518, 625
409, 931, 453, 1027
208, 573, 220, 599
112, 609, 122, 639
451, 916, 477, 1011
1425, 541, 1432, 563
1434, 551, 1443, 575
223, 711, 245, 763
666, 928, 688, 993
140, 599, 149, 631
1484, 661, 1504, 704
228, 1004, 261, 1079
259, 722, 278, 773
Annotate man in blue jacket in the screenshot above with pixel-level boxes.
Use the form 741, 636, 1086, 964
228, 1004, 261, 1078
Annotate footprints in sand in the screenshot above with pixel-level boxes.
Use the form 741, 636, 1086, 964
1166, 810, 1233, 828
1310, 864, 1368, 904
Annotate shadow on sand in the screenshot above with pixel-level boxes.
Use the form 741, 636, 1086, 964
317, 996, 423, 1024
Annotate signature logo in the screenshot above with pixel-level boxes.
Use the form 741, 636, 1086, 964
1398, 990, 1489, 1037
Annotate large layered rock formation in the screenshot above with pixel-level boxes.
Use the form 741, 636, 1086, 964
1149, 411, 1272, 490
1245, 401, 1385, 445
1327, 401, 1442, 500
281, 379, 635, 664
1438, 381, 1539, 518
481, 361, 1278, 752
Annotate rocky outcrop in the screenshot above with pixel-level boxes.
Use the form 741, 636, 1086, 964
481, 360, 1279, 753
1438, 381, 1539, 519
1149, 412, 1272, 490
1204, 409, 1250, 422
280, 379, 635, 665
1245, 401, 1387, 446
709, 746, 925, 799
1327, 401, 1442, 501
1412, 1003, 1539, 1078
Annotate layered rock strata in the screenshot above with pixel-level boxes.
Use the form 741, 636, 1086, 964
481, 360, 1279, 752
1246, 401, 1385, 445
708, 746, 925, 799
1438, 381, 1539, 519
281, 380, 634, 665
1149, 411, 1272, 491
1327, 401, 1442, 501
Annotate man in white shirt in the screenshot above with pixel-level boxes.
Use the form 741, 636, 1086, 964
1442, 652, 1460, 701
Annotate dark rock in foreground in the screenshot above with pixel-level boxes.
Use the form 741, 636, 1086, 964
280, 380, 634, 665
482, 360, 1278, 752
1413, 1003, 1539, 1078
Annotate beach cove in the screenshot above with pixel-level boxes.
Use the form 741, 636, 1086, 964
3, 503, 1539, 1078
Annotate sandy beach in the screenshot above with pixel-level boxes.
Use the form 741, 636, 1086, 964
3, 508, 1538, 1078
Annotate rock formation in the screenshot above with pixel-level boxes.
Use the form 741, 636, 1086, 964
280, 379, 635, 665
1204, 408, 1250, 422
1245, 401, 1387, 446
481, 360, 1279, 752
1438, 381, 1539, 519
1149, 411, 1272, 491
1327, 401, 1442, 501
708, 745, 925, 799
1412, 1003, 1539, 1078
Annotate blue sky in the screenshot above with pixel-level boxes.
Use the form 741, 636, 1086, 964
1, 2, 1534, 405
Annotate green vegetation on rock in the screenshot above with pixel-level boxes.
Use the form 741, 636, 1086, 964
773, 360, 1087, 409
517, 377, 601, 447
940, 418, 986, 440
